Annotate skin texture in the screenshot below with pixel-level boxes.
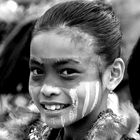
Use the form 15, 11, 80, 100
29, 31, 124, 139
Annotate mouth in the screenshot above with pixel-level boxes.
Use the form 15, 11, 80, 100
40, 103, 70, 111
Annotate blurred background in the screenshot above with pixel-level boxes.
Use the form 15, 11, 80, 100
0, 0, 140, 123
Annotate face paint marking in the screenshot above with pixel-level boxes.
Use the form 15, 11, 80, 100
69, 89, 78, 122
69, 110, 76, 122
82, 83, 90, 118
40, 84, 61, 94
90, 81, 99, 112
69, 89, 78, 107
60, 116, 65, 127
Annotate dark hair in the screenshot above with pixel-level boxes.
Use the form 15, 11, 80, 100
33, 0, 122, 67
127, 38, 140, 107
0, 20, 35, 94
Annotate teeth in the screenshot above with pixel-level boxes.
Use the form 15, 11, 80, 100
51, 105, 55, 110
56, 105, 60, 110
44, 104, 66, 111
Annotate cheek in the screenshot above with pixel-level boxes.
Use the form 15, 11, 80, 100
89, 81, 100, 112
76, 81, 100, 118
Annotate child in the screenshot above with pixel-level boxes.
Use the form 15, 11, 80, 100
0, 0, 140, 140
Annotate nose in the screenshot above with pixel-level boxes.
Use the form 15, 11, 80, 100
40, 84, 61, 97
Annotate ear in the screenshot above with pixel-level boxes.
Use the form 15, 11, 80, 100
102, 58, 125, 91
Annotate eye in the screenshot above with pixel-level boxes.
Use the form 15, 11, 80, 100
32, 69, 44, 75
62, 69, 75, 75
30, 67, 44, 75
59, 68, 80, 79
30, 67, 45, 81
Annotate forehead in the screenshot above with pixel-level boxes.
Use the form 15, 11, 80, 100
30, 31, 95, 61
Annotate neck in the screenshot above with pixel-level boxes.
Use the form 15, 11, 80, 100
63, 116, 95, 140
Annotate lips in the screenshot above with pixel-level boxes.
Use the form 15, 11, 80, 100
40, 102, 70, 111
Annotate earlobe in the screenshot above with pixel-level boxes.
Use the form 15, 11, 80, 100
106, 58, 125, 91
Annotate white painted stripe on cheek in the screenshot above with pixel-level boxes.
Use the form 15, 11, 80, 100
69, 89, 78, 107
69, 89, 78, 122
82, 83, 90, 118
90, 81, 99, 112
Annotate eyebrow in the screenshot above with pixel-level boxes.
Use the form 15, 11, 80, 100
51, 58, 80, 66
29, 56, 43, 66
29, 56, 80, 66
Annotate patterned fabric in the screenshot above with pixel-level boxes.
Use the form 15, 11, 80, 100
29, 121, 52, 140
86, 109, 137, 140
28, 109, 137, 140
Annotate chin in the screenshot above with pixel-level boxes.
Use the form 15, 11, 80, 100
43, 116, 76, 128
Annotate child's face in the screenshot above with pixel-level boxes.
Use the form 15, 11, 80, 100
29, 31, 104, 128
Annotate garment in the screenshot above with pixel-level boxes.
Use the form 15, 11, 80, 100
28, 109, 139, 140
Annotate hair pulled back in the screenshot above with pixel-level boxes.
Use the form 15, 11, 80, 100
33, 0, 122, 66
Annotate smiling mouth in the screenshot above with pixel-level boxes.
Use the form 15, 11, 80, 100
41, 104, 70, 111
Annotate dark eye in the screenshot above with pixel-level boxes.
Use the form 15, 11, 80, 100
30, 67, 45, 81
59, 68, 80, 80
62, 69, 75, 75
32, 69, 44, 75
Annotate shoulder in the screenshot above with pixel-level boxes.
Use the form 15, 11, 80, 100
86, 106, 140, 140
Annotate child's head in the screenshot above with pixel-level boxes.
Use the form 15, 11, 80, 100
29, 0, 125, 128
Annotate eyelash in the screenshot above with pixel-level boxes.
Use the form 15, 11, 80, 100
59, 68, 80, 80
